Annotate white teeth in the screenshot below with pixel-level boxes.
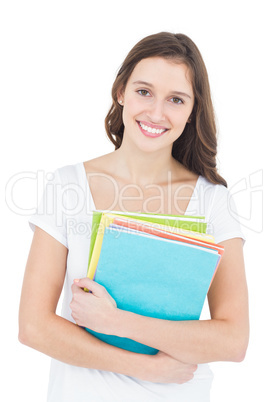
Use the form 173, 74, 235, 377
139, 122, 166, 134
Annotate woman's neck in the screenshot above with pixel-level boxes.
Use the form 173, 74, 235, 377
109, 145, 181, 187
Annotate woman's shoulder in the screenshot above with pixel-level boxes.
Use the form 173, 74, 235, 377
44, 153, 113, 185
50, 162, 84, 186
196, 176, 245, 242
50, 155, 111, 186
197, 175, 228, 196
195, 175, 230, 218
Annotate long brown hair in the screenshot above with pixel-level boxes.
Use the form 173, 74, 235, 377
105, 32, 227, 187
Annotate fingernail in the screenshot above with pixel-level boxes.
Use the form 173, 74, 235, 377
74, 279, 79, 283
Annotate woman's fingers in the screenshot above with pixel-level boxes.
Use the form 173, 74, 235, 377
72, 278, 117, 307
70, 278, 117, 331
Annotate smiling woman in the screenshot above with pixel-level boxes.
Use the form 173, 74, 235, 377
106, 32, 227, 187
117, 58, 194, 153
19, 32, 249, 402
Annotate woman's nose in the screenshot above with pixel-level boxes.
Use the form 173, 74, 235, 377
146, 99, 166, 123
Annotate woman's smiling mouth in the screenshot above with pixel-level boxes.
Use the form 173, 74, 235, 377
137, 121, 169, 138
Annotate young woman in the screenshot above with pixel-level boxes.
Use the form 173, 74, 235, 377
19, 32, 249, 401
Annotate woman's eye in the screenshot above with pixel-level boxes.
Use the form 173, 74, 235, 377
171, 97, 183, 104
138, 89, 150, 96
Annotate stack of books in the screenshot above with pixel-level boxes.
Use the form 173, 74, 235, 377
85, 211, 224, 354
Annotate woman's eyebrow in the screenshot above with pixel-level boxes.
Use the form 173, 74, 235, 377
132, 80, 192, 99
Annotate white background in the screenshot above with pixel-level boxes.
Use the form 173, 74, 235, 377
1, 0, 267, 400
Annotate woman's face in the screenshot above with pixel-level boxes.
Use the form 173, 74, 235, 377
119, 57, 194, 154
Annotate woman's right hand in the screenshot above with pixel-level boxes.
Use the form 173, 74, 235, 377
141, 351, 198, 384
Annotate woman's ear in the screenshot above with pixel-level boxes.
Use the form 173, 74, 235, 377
117, 88, 124, 106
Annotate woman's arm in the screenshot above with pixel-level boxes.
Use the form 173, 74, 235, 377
72, 238, 249, 364
19, 227, 197, 384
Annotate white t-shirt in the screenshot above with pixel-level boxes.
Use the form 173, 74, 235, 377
29, 162, 245, 402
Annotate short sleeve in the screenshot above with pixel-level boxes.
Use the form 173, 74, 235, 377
29, 168, 68, 248
207, 184, 246, 244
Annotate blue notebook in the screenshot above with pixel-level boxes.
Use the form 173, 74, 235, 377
85, 227, 220, 354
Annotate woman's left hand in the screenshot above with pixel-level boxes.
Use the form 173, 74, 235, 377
70, 278, 117, 334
